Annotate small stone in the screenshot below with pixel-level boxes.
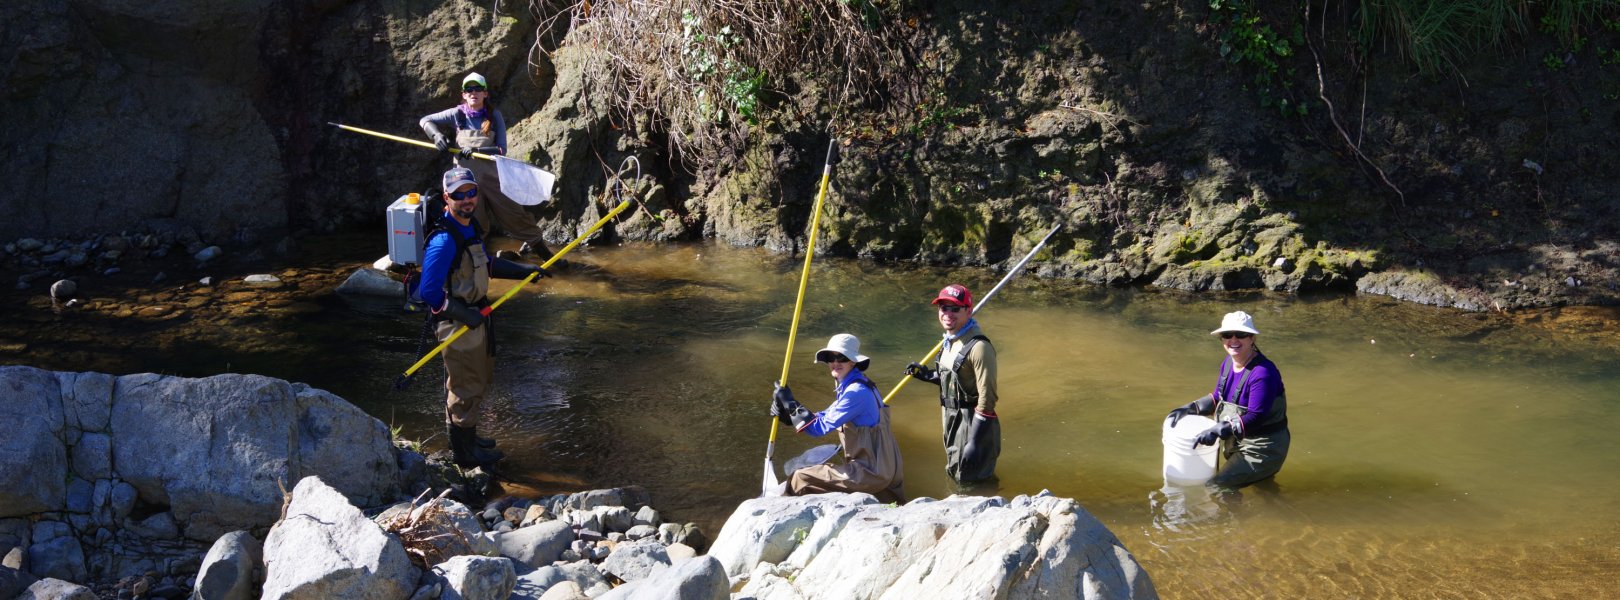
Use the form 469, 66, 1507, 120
481, 508, 502, 523
502, 506, 526, 525
51, 279, 77, 299
666, 542, 696, 563
1272, 257, 1289, 269
102, 267, 121, 276
102, 250, 123, 260
151, 272, 167, 284
17, 238, 43, 252
137, 306, 173, 318
242, 274, 283, 288
193, 246, 222, 262
149, 248, 168, 259
102, 236, 130, 252
520, 504, 549, 526
198, 276, 212, 286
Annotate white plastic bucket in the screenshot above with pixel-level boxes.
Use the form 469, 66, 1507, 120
1162, 414, 1219, 485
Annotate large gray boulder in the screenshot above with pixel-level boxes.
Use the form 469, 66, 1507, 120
18, 577, 97, 600
191, 530, 263, 600
0, 367, 402, 543
26, 521, 84, 583
706, 493, 877, 580
0, 367, 66, 516
595, 556, 727, 600
429, 556, 515, 600
510, 561, 611, 599
109, 372, 400, 540
262, 476, 417, 600
724, 492, 1157, 599
598, 539, 670, 584
0, 565, 39, 598
493, 521, 572, 570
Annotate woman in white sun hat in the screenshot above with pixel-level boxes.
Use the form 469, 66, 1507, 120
1165, 310, 1290, 489
770, 333, 905, 503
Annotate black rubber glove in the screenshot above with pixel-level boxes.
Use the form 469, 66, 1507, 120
904, 362, 939, 385
490, 256, 549, 281
432, 135, 450, 152
1194, 421, 1237, 446
440, 298, 486, 329
771, 385, 814, 431
1167, 395, 1215, 427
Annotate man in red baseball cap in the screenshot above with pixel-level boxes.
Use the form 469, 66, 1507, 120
904, 283, 1001, 484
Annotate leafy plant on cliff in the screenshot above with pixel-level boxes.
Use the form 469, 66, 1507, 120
534, 0, 922, 167
1209, 0, 1308, 116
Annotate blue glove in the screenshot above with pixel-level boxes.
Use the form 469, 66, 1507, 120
1194, 422, 1237, 446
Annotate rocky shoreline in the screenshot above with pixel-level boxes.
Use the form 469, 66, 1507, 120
0, 366, 1154, 599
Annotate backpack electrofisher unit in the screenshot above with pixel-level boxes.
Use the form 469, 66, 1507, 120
387, 193, 428, 265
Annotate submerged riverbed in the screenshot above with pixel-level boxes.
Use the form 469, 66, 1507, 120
7, 238, 1620, 597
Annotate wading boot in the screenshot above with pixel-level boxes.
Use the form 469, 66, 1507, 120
448, 424, 505, 469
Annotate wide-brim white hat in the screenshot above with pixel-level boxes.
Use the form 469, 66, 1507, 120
1210, 310, 1261, 336
814, 333, 872, 371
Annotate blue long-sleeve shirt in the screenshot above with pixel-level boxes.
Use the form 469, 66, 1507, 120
1213, 353, 1284, 433
800, 371, 882, 437
415, 215, 487, 311
419, 105, 507, 152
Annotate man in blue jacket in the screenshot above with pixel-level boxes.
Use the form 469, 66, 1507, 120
416, 167, 548, 469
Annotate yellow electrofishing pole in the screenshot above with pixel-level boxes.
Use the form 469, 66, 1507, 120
763, 138, 839, 495
880, 223, 1063, 405
393, 170, 635, 389
329, 122, 497, 160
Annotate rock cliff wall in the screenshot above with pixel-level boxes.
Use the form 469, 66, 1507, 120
4, 0, 1617, 310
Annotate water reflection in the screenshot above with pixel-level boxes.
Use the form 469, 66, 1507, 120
1147, 482, 1222, 535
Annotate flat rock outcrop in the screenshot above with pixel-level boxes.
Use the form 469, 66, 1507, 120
711, 492, 1157, 600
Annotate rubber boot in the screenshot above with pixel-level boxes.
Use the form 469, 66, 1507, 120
448, 424, 504, 469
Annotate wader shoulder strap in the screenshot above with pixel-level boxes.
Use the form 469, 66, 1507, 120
948, 335, 990, 374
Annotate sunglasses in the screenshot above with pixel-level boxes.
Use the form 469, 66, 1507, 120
448, 187, 479, 201
1219, 332, 1253, 340
937, 305, 966, 314
826, 355, 851, 364
462, 85, 486, 93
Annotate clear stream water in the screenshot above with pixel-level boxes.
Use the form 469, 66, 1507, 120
33, 241, 1620, 597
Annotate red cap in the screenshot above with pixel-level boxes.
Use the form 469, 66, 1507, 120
931, 284, 973, 308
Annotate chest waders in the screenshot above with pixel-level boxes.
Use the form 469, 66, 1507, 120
938, 335, 999, 483
786, 375, 906, 503
419, 217, 497, 431
1212, 357, 1290, 488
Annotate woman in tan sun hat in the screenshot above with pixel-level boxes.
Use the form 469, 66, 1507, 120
770, 333, 905, 503
1165, 310, 1291, 489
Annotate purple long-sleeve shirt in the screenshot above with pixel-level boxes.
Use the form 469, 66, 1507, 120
799, 371, 882, 437
1213, 353, 1284, 434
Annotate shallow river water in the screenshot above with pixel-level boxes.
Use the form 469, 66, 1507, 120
24, 240, 1620, 597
